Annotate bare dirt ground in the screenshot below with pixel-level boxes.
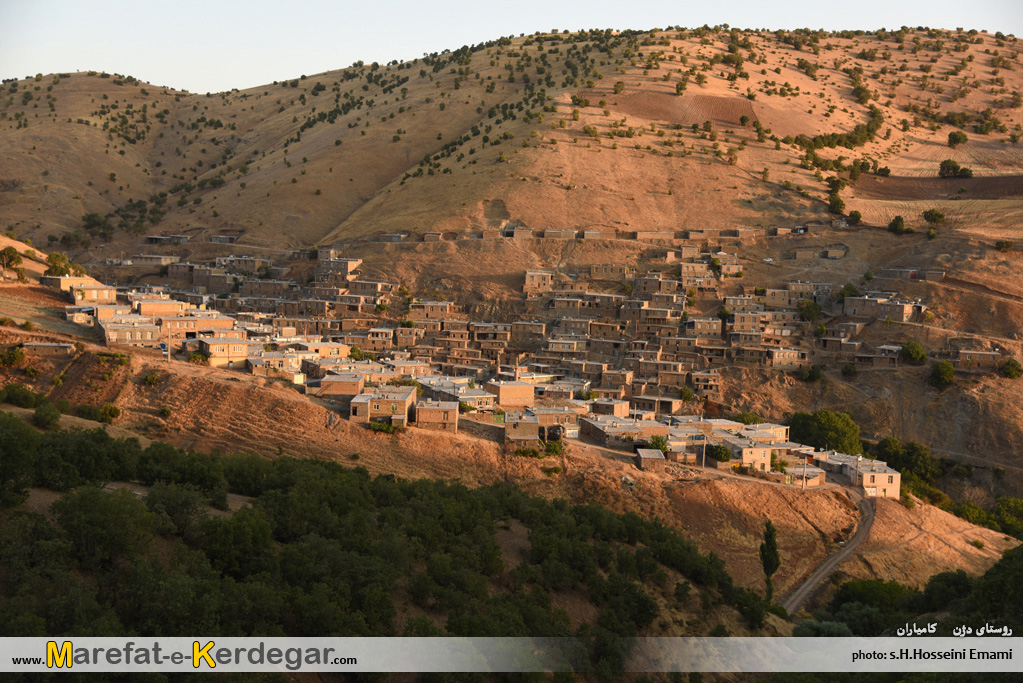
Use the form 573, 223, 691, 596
841, 496, 1018, 586
853, 175, 1023, 201
583, 91, 757, 128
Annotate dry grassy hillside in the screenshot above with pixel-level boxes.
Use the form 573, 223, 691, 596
20, 354, 1011, 596
1, 26, 1021, 252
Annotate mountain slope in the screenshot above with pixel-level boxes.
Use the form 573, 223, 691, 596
2, 27, 1021, 251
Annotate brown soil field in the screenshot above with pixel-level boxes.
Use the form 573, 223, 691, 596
853, 175, 1023, 201
586, 91, 757, 128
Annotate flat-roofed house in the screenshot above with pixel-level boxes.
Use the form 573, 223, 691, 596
416, 400, 459, 433
635, 448, 667, 472
350, 386, 417, 427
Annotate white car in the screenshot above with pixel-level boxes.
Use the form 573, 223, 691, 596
762, 257, 773, 263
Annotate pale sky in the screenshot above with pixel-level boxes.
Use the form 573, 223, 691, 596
2, 0, 1020, 93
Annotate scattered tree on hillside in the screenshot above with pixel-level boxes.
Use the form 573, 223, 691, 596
899, 341, 927, 364
887, 215, 909, 235
847, 210, 862, 225
796, 365, 824, 382
928, 361, 955, 390
922, 209, 945, 225
1001, 359, 1022, 379
797, 299, 823, 322
0, 246, 22, 280
760, 520, 780, 602
939, 159, 973, 178
947, 131, 968, 147
828, 192, 846, 214
784, 410, 862, 454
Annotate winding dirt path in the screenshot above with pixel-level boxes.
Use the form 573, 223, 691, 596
781, 494, 876, 615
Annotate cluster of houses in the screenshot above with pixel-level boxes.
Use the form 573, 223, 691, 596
34, 231, 1017, 502
373, 218, 848, 243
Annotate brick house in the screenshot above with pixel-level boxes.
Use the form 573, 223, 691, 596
416, 400, 459, 433
635, 448, 667, 472
350, 386, 417, 426
484, 380, 535, 408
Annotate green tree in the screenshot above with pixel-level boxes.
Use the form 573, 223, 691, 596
948, 131, 968, 147
793, 620, 854, 636
899, 341, 927, 364
52, 487, 154, 569
681, 386, 694, 402
785, 410, 862, 454
0, 345, 26, 367
705, 444, 733, 462
0, 246, 23, 280
0, 412, 39, 507
828, 192, 845, 214
797, 299, 823, 322
648, 435, 669, 454
145, 482, 208, 538
939, 159, 973, 178
33, 401, 61, 430
922, 209, 945, 225
1000, 359, 1022, 379
887, 215, 907, 234
797, 365, 823, 382
847, 210, 862, 225
759, 520, 780, 601
928, 361, 955, 390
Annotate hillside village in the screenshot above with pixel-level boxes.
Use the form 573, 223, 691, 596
23, 215, 1019, 503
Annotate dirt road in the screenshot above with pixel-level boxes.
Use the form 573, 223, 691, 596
781, 493, 876, 615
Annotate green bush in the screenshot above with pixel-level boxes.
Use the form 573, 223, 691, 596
1000, 359, 1022, 379
797, 364, 824, 382
33, 401, 62, 429
0, 346, 25, 367
705, 444, 733, 462
2, 382, 39, 408
928, 361, 955, 390
367, 422, 402, 434
887, 215, 909, 235
75, 403, 121, 424
899, 341, 927, 364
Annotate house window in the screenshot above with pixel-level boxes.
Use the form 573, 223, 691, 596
870, 475, 875, 484
888, 475, 894, 484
